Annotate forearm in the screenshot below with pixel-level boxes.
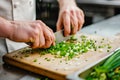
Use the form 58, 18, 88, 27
0, 17, 13, 38
57, 0, 77, 9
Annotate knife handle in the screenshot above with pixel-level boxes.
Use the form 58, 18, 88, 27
26, 42, 33, 46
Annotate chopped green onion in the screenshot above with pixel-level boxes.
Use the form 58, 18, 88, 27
20, 35, 112, 61
33, 59, 37, 62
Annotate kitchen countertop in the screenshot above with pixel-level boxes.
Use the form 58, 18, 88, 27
41, 0, 120, 7
77, 0, 120, 7
81, 14, 120, 37
0, 14, 120, 80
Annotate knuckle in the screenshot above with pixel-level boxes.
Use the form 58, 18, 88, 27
44, 45, 50, 48
70, 10, 74, 14
72, 29, 77, 34
32, 44, 38, 49
56, 22, 59, 27
78, 17, 85, 25
46, 36, 51, 41
36, 20, 42, 23
79, 9, 84, 13
72, 30, 76, 34
39, 42, 45, 48
33, 28, 39, 36
82, 20, 85, 24
43, 41, 51, 48
63, 20, 69, 26
35, 20, 46, 27
81, 18, 85, 24
82, 10, 85, 15
40, 44, 45, 48
65, 30, 70, 35
32, 23, 40, 29
63, 10, 69, 14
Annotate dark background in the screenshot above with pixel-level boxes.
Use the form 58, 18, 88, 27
36, 0, 120, 32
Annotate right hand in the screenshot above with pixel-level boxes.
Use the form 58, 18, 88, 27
57, 0, 84, 36
9, 20, 55, 49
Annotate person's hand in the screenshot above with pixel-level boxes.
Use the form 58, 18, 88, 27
9, 20, 55, 49
57, 0, 84, 36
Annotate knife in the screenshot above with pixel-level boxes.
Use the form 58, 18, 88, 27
55, 30, 72, 43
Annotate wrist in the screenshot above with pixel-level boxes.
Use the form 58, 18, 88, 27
0, 17, 14, 39
4, 21, 14, 39
8, 21, 16, 40
57, 0, 76, 9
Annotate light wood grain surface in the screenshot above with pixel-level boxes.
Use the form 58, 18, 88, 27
3, 33, 120, 80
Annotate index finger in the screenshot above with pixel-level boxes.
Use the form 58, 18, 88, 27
63, 11, 71, 36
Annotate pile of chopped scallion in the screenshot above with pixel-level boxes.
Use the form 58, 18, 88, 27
20, 35, 112, 61
40, 35, 98, 60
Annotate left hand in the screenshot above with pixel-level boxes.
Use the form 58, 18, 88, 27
56, 4, 84, 36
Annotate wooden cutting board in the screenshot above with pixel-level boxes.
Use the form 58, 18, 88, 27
3, 34, 120, 80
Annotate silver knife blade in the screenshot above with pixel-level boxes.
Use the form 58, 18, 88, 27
55, 30, 72, 43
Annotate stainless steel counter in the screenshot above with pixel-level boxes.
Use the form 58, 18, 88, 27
77, 0, 120, 7
41, 0, 120, 7
0, 14, 120, 80
81, 14, 120, 37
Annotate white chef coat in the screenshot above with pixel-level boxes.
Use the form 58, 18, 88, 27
0, 0, 36, 54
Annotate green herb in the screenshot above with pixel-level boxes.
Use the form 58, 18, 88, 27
42, 35, 99, 60
107, 49, 110, 52
70, 35, 77, 41
44, 78, 50, 80
33, 59, 37, 62
36, 78, 41, 80
108, 45, 112, 49
86, 49, 120, 80
35, 77, 50, 80
102, 38, 105, 40
44, 58, 51, 61
24, 54, 29, 57
98, 45, 104, 48
20, 35, 112, 61
60, 60, 62, 63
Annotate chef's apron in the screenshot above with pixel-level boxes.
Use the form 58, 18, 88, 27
0, 0, 36, 55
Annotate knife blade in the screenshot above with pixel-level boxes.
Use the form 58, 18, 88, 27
55, 30, 72, 43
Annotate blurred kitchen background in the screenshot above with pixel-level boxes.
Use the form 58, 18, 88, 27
36, 0, 120, 32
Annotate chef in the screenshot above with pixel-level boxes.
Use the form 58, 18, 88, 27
0, 0, 84, 55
